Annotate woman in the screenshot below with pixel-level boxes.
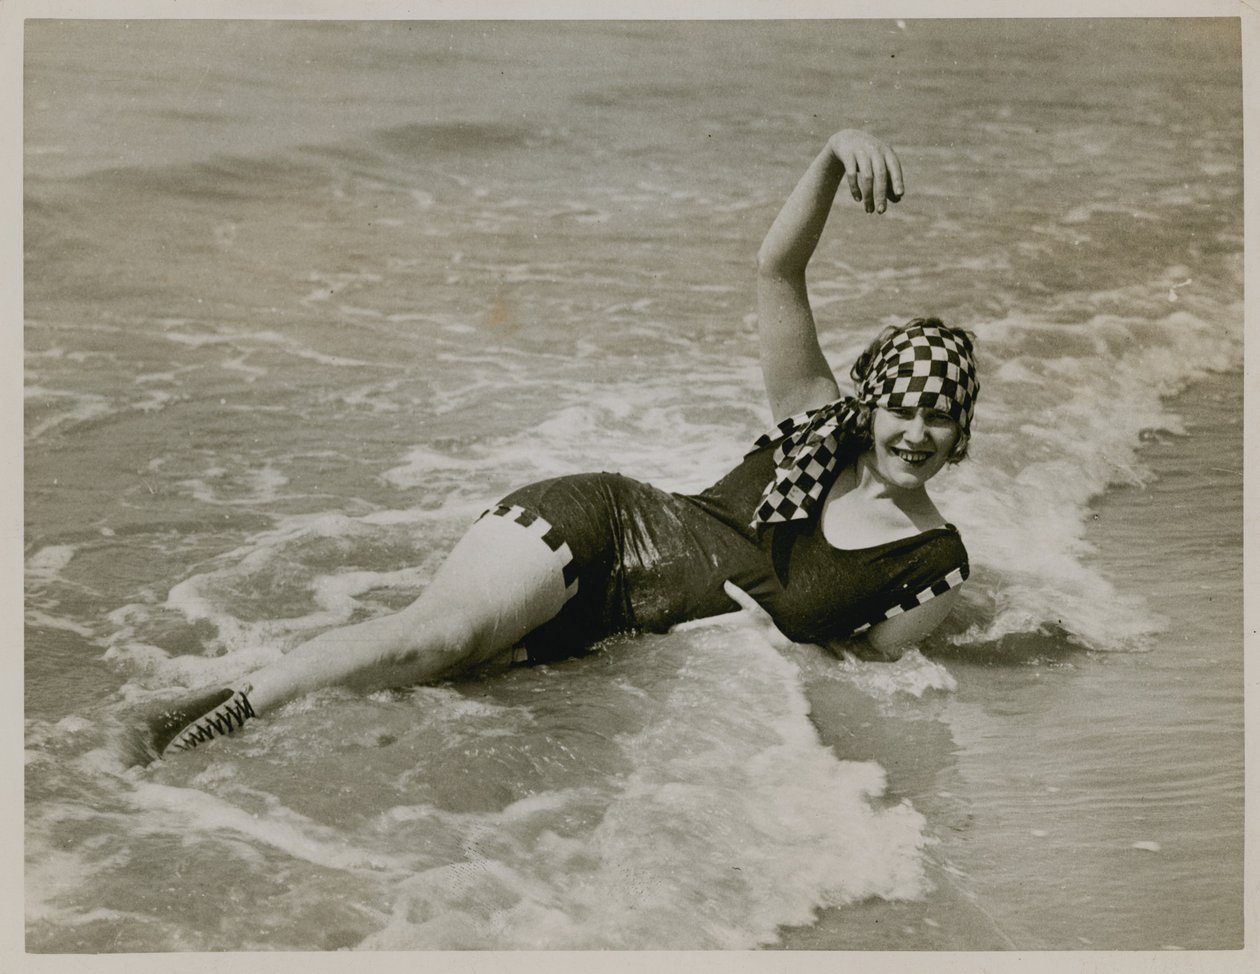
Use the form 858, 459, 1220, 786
123, 128, 978, 766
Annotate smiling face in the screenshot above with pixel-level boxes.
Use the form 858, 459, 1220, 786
867, 405, 960, 490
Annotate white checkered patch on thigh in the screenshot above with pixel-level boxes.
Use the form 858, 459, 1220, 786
480, 504, 580, 601
479, 505, 582, 667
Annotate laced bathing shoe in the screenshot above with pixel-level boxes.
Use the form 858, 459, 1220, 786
119, 683, 256, 768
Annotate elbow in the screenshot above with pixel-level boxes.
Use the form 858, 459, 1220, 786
755, 247, 802, 283
858, 588, 962, 661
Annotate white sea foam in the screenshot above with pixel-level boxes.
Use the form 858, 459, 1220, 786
358, 629, 929, 949
27, 544, 78, 576
24, 608, 97, 638
127, 780, 406, 873
175, 462, 290, 505
24, 387, 116, 439
309, 566, 429, 615
925, 297, 1241, 651
824, 649, 960, 699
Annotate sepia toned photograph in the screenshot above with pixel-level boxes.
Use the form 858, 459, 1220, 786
19, 4, 1250, 957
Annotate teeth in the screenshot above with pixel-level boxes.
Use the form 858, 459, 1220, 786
892, 448, 931, 463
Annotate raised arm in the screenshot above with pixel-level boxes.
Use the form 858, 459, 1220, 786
756, 129, 905, 422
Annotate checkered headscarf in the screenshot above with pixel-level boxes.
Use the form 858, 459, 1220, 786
751, 321, 978, 528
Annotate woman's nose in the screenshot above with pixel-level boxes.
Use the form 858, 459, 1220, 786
903, 411, 927, 441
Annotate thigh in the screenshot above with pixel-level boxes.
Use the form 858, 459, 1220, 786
407, 508, 577, 667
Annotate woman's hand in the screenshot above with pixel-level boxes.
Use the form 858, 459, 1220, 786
826, 129, 905, 215
722, 580, 793, 649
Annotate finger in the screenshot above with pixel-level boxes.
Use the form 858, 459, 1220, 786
885, 178, 902, 204
723, 580, 757, 612
838, 150, 862, 202
871, 158, 889, 213
857, 162, 875, 213
884, 147, 906, 200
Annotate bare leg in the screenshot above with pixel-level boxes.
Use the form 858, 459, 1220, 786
122, 512, 572, 765
247, 513, 570, 712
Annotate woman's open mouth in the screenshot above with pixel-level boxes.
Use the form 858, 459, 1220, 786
890, 446, 933, 465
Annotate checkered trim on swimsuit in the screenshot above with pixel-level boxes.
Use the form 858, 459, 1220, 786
850, 564, 969, 636
480, 504, 580, 667
481, 504, 580, 597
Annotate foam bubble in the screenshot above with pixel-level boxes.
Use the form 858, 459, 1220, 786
128, 780, 404, 873
824, 649, 960, 699
25, 387, 116, 439
28, 544, 78, 576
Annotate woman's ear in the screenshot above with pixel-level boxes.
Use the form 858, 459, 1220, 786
947, 430, 970, 463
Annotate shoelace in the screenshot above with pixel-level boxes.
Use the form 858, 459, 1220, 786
168, 685, 256, 753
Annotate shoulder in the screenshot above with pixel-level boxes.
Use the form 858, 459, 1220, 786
903, 488, 950, 533
904, 521, 969, 576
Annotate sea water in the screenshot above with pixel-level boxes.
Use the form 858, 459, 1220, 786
23, 19, 1243, 950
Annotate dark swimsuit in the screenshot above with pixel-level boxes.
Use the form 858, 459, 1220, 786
487, 435, 969, 664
